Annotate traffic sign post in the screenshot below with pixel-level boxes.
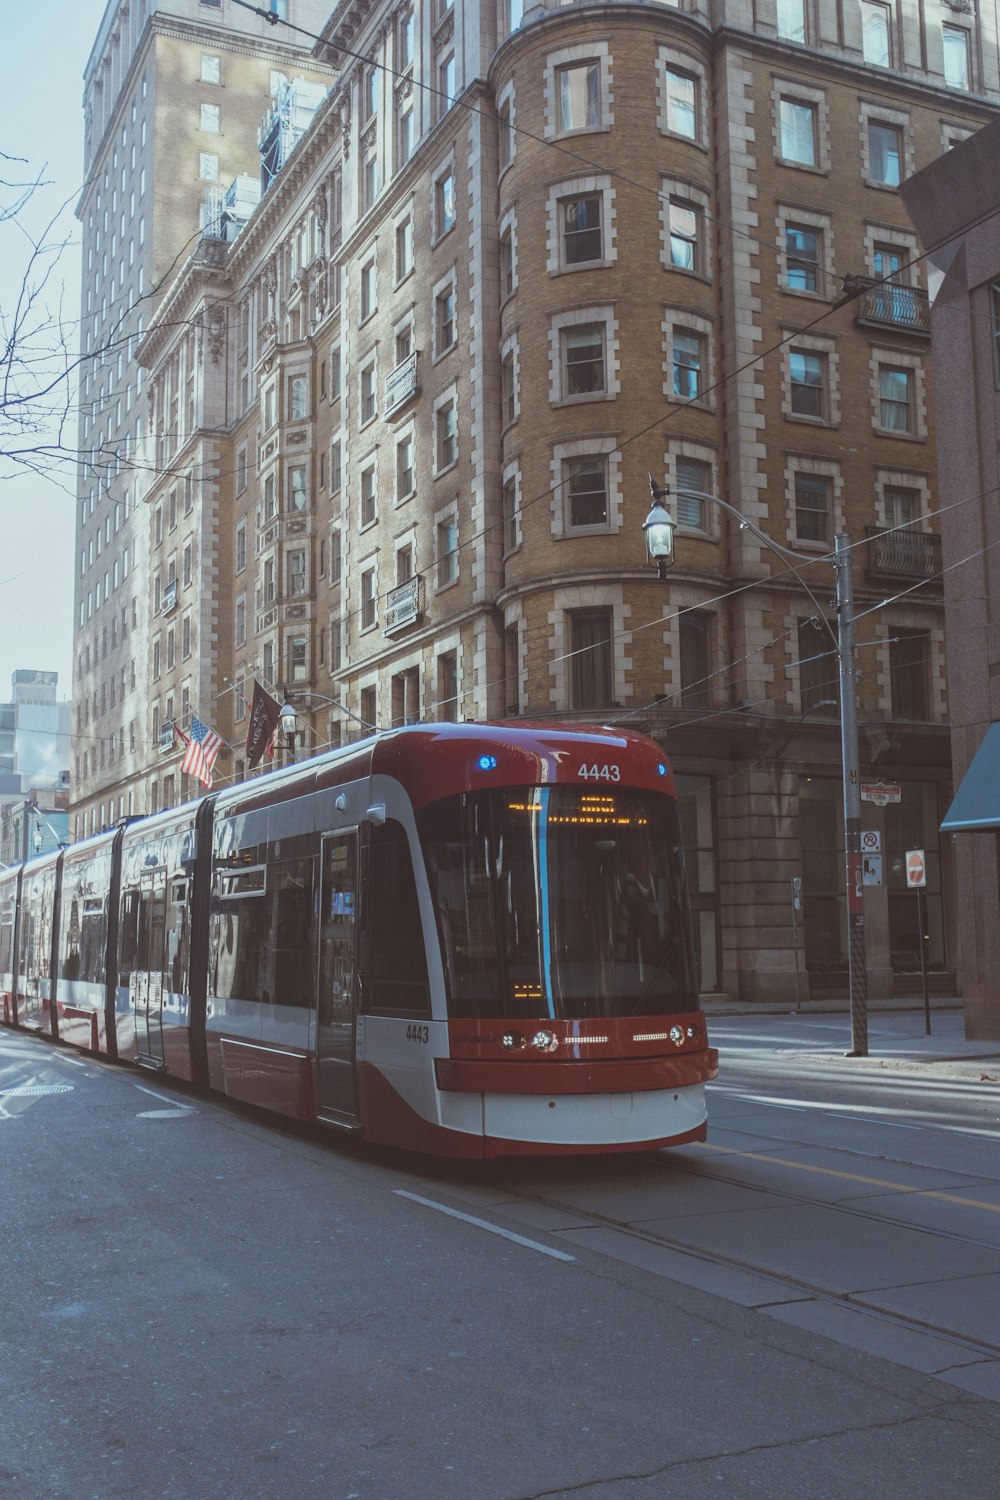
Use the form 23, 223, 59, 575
905, 850, 931, 1035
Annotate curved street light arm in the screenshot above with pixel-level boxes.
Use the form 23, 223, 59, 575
650, 479, 839, 652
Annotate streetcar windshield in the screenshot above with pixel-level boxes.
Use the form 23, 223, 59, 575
417, 786, 697, 1020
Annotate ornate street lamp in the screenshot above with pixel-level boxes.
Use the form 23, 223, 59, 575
644, 476, 870, 1055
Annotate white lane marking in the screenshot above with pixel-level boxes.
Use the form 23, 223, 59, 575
132, 1083, 197, 1118
394, 1190, 576, 1262
712, 1087, 999, 1140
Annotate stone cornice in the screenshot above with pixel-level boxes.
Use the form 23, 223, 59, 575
137, 253, 232, 369
228, 89, 343, 281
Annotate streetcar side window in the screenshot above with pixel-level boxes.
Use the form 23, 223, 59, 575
366, 822, 430, 1018
260, 855, 316, 1009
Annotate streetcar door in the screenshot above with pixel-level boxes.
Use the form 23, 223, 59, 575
316, 831, 360, 1121
133, 869, 167, 1068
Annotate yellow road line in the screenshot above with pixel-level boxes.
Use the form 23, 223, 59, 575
702, 1144, 1000, 1214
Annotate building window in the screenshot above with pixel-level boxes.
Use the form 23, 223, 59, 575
668, 197, 702, 272
360, 257, 377, 321
361, 65, 378, 124
794, 472, 831, 544
435, 167, 456, 237
288, 374, 308, 420
861, 2, 892, 67
235, 596, 247, 647
236, 521, 247, 573
776, 0, 806, 41
785, 224, 821, 292
397, 103, 414, 169
199, 153, 219, 181
798, 617, 836, 711
565, 456, 608, 529
331, 439, 343, 493
289, 636, 307, 683
435, 282, 457, 353
868, 121, 902, 186
882, 485, 919, 528
499, 98, 514, 169
674, 455, 711, 529
437, 516, 459, 587
437, 51, 455, 119
201, 53, 221, 84
288, 551, 307, 597
330, 529, 342, 584
672, 328, 703, 401
562, 324, 606, 396
396, 433, 415, 501
557, 62, 600, 133
289, 466, 307, 511
501, 351, 516, 426
200, 103, 220, 133
679, 612, 711, 708
879, 364, 913, 432
889, 629, 930, 719
943, 25, 970, 89
570, 610, 613, 709
779, 98, 817, 165
500, 220, 516, 297
360, 463, 377, 527
437, 652, 459, 721
436, 399, 457, 470
789, 349, 827, 418
663, 67, 697, 139
360, 361, 377, 424
395, 216, 413, 280
361, 568, 377, 630
503, 474, 520, 553
562, 194, 603, 265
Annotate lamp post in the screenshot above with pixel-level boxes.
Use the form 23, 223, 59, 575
279, 695, 298, 764
32, 823, 43, 855
646, 477, 869, 1056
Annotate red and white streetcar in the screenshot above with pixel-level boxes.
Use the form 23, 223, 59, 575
0, 723, 717, 1157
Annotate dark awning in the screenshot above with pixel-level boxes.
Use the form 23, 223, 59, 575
941, 724, 1000, 831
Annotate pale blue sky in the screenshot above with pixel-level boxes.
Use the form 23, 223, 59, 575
1, 0, 108, 701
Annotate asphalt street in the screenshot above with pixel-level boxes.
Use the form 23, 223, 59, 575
2, 1014, 999, 1499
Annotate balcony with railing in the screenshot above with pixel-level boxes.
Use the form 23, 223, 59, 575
853, 280, 930, 335
865, 526, 942, 585
384, 574, 423, 635
384, 350, 419, 417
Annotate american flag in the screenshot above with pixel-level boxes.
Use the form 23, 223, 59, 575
180, 714, 223, 788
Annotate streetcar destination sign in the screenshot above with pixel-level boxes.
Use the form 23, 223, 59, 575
860, 781, 901, 805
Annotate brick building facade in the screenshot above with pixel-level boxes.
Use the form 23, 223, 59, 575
75, 0, 1000, 1002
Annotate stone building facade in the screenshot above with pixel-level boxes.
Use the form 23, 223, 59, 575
76, 0, 1000, 1002
902, 114, 1000, 1039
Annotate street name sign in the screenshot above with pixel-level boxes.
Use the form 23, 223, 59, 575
861, 782, 901, 806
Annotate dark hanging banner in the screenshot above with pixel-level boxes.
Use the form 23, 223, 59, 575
245, 680, 282, 769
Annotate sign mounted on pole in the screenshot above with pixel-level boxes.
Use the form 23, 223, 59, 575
905, 849, 926, 888
861, 830, 881, 852
861, 782, 902, 806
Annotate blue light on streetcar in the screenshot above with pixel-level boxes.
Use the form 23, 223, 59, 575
657, 763, 668, 777
477, 754, 498, 772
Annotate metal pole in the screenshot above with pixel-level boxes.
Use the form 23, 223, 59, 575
835, 534, 869, 1056
917, 884, 931, 1035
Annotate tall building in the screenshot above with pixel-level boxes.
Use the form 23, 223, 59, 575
901, 116, 1000, 1040
72, 0, 333, 835
0, 672, 71, 865
78, 0, 1000, 1003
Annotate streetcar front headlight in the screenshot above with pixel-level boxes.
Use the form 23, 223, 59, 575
531, 1029, 559, 1054
502, 1031, 527, 1051
669, 1025, 685, 1046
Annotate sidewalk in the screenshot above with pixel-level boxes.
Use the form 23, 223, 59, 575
701, 998, 1000, 1082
